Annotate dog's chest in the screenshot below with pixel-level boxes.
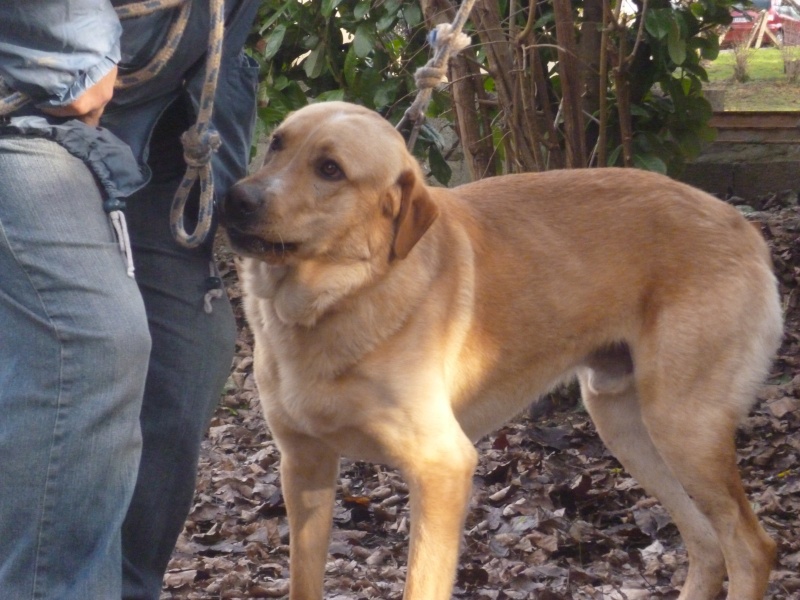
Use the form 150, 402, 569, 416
250, 306, 388, 430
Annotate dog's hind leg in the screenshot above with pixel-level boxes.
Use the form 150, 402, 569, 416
632, 372, 776, 600
275, 432, 340, 600
579, 356, 727, 600
625, 286, 781, 600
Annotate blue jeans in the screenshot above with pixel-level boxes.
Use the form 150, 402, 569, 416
0, 135, 236, 599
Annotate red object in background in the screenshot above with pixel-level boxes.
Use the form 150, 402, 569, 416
721, 0, 781, 46
721, 0, 800, 46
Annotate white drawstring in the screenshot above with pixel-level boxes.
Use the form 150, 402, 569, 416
109, 210, 136, 278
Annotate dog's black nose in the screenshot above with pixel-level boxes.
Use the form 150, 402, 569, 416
223, 182, 264, 220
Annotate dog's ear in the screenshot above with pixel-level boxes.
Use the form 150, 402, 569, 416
392, 170, 439, 260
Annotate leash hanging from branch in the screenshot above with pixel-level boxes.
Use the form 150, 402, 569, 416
396, 0, 477, 149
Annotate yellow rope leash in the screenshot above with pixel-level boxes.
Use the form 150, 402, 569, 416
170, 0, 225, 248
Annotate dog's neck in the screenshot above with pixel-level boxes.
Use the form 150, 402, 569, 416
242, 235, 440, 316
282, 259, 380, 327
240, 233, 444, 378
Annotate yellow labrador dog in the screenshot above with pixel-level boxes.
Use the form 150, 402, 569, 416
222, 101, 782, 600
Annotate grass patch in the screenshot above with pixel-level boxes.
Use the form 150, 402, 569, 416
705, 47, 786, 81
703, 48, 800, 110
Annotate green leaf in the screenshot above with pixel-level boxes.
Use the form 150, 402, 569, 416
262, 24, 286, 61
383, 0, 402, 14
377, 11, 398, 32
283, 81, 309, 108
354, 2, 370, 20
427, 144, 452, 185
683, 61, 709, 82
418, 121, 446, 148
701, 35, 720, 61
257, 0, 292, 34
321, 0, 342, 18
402, 3, 422, 28
607, 145, 623, 167
353, 24, 375, 58
270, 74, 290, 91
316, 89, 346, 102
343, 45, 359, 89
645, 9, 672, 39
633, 153, 667, 174
374, 79, 401, 109
353, 67, 383, 108
533, 13, 554, 29
303, 44, 326, 79
257, 105, 287, 127
668, 21, 687, 65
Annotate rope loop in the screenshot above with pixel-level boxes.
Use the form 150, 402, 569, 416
169, 165, 215, 249
170, 123, 219, 247
413, 65, 448, 91
397, 0, 477, 149
180, 126, 221, 168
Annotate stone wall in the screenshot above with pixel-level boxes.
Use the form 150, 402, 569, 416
680, 142, 800, 200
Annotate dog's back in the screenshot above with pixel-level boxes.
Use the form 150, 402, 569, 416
430, 168, 781, 439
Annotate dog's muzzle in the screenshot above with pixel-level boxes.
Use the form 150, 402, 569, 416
222, 182, 298, 261
221, 181, 265, 224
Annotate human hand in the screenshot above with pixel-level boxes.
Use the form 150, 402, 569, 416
41, 65, 118, 127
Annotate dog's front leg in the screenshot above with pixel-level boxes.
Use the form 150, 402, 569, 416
277, 432, 340, 600
398, 424, 478, 600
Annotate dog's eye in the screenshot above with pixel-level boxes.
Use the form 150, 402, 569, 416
318, 159, 343, 180
269, 134, 283, 152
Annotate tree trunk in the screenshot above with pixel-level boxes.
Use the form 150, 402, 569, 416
552, 0, 587, 168
579, 0, 604, 161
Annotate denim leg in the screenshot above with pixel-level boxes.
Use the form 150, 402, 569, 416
121, 181, 236, 600
0, 136, 152, 599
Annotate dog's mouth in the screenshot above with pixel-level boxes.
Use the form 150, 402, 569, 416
226, 229, 299, 261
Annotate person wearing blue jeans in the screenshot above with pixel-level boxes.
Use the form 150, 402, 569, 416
0, 1, 260, 598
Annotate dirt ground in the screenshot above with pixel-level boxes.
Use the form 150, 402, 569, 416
160, 185, 800, 599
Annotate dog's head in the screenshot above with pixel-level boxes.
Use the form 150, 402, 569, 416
221, 101, 439, 268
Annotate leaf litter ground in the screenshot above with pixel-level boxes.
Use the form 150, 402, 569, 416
162, 193, 800, 600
